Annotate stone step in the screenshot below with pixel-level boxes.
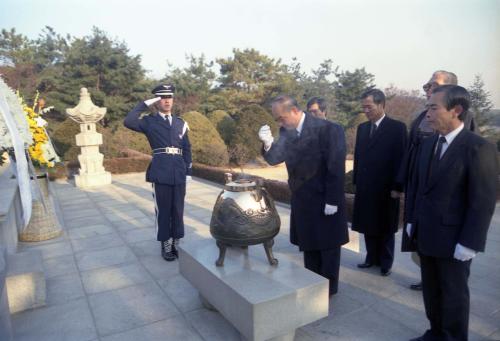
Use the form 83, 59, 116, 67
6, 249, 46, 314
0, 247, 14, 340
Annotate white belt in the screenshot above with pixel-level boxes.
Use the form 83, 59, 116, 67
152, 147, 183, 155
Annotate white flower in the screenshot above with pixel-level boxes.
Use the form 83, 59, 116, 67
34, 116, 48, 127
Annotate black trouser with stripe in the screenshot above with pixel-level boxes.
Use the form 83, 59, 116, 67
152, 183, 186, 241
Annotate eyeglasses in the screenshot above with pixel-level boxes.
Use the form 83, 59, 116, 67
422, 82, 439, 91
160, 95, 173, 99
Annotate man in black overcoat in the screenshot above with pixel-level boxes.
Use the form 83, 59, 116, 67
407, 85, 498, 341
352, 89, 408, 276
258, 95, 348, 296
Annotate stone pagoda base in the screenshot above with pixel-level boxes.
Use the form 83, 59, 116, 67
75, 171, 111, 188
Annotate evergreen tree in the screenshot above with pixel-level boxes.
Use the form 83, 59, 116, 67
334, 67, 375, 119
468, 74, 493, 126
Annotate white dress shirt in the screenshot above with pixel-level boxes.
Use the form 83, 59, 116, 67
296, 112, 306, 136
436, 123, 464, 158
373, 114, 385, 128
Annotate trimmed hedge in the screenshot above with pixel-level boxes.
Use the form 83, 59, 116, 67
48, 157, 421, 226
181, 111, 229, 166
192, 163, 291, 204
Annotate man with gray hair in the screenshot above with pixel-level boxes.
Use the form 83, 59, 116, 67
258, 95, 348, 296
398, 70, 475, 290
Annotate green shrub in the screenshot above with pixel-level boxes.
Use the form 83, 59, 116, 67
107, 122, 151, 157
207, 110, 236, 144
50, 118, 81, 162
229, 104, 277, 164
103, 158, 150, 173
181, 111, 229, 166
191, 163, 291, 204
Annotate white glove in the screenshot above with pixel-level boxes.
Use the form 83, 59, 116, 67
324, 204, 338, 215
144, 97, 161, 106
258, 125, 274, 150
186, 176, 192, 182
406, 223, 412, 236
453, 243, 477, 261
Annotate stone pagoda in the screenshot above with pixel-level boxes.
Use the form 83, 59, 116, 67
66, 88, 111, 188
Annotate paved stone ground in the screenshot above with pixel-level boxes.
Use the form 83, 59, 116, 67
12, 173, 500, 341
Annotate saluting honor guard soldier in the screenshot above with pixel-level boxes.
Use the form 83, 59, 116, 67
124, 84, 192, 261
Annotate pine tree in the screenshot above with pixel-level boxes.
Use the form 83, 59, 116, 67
468, 74, 493, 126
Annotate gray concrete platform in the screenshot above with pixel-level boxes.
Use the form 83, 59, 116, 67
179, 239, 329, 341
11, 173, 500, 340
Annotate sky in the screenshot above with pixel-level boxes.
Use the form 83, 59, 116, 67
1, 0, 499, 107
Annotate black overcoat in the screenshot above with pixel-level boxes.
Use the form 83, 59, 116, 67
352, 116, 408, 236
397, 111, 430, 251
263, 113, 349, 251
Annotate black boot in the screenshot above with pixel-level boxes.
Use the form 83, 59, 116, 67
173, 239, 180, 259
161, 239, 176, 261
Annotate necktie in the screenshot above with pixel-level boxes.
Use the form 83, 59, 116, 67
369, 123, 377, 138
435, 136, 447, 160
428, 136, 446, 180
164, 115, 171, 126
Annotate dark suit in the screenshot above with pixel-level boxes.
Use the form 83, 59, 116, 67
264, 113, 349, 294
398, 110, 476, 252
408, 128, 498, 340
124, 102, 192, 241
352, 116, 407, 270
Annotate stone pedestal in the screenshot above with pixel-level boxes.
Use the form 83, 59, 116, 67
179, 239, 329, 341
74, 122, 111, 188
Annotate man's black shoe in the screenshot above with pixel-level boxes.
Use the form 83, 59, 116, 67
161, 240, 176, 262
163, 250, 176, 261
357, 262, 373, 269
410, 282, 423, 291
381, 268, 392, 276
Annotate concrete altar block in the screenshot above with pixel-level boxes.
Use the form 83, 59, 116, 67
6, 249, 46, 313
179, 239, 329, 341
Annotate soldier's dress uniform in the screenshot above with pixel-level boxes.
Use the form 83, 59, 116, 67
124, 84, 192, 261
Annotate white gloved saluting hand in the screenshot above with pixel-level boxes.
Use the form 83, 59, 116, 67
324, 204, 338, 215
258, 125, 274, 150
144, 97, 161, 107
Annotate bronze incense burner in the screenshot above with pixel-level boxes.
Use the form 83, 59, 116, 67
209, 174, 280, 266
